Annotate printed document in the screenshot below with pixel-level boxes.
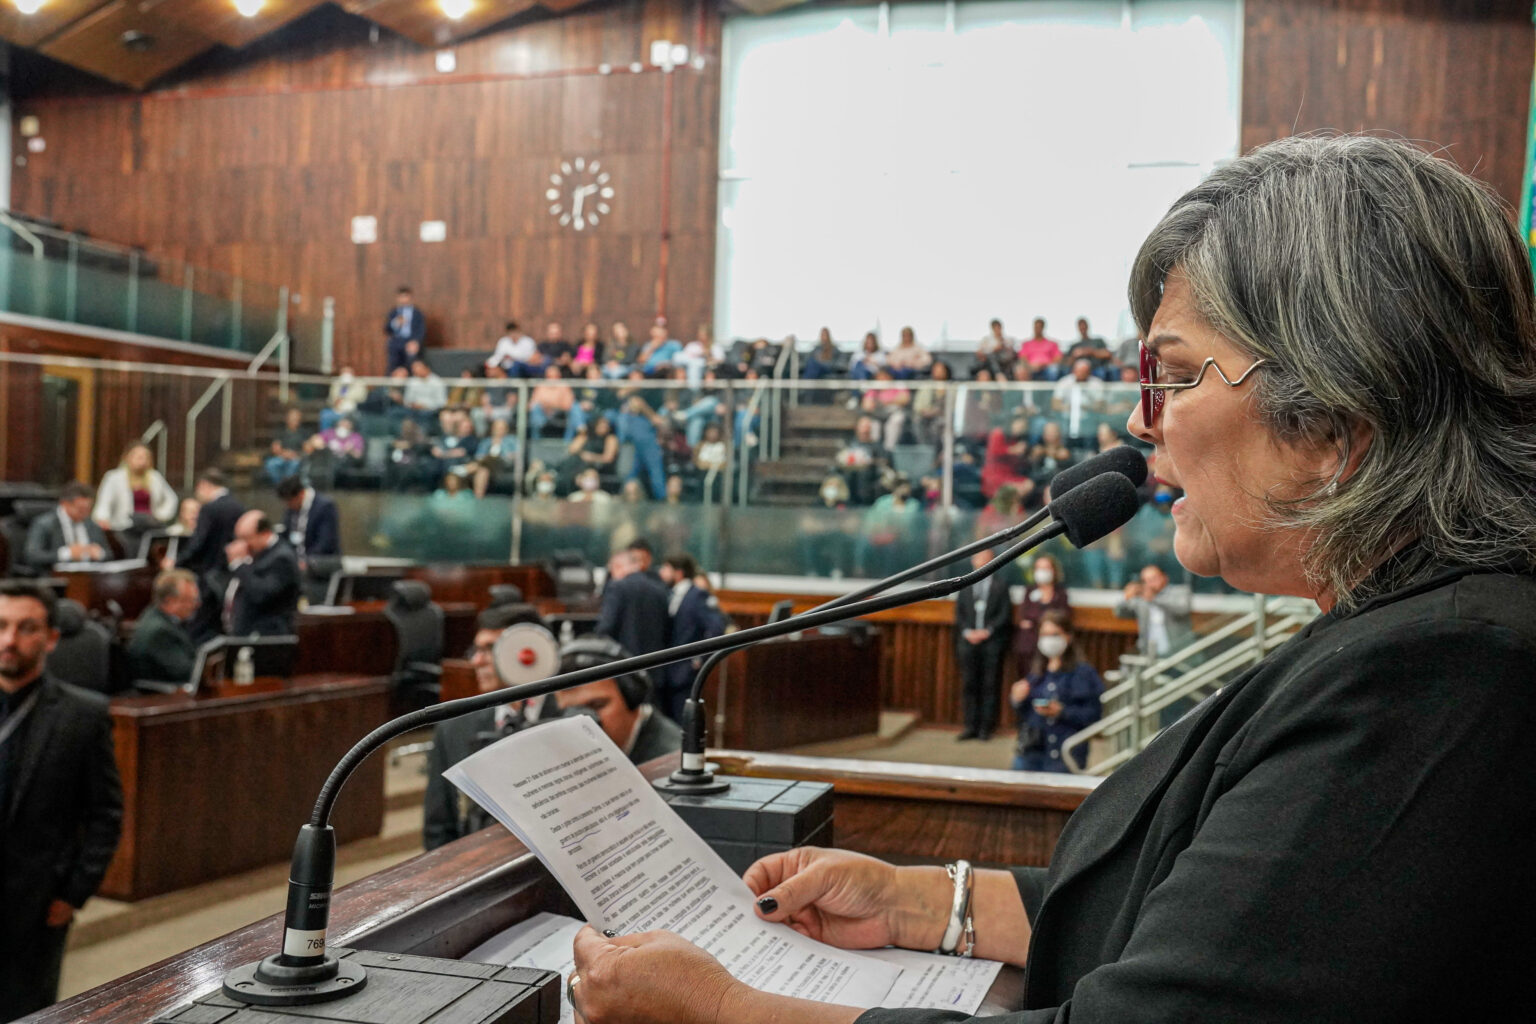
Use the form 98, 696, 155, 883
446, 716, 999, 1012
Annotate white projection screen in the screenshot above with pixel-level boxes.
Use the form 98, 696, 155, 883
714, 0, 1242, 347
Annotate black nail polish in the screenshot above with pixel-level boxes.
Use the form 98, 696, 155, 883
756, 896, 778, 914
602, 929, 617, 938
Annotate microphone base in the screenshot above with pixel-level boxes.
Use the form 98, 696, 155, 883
653, 767, 731, 796
224, 952, 366, 1006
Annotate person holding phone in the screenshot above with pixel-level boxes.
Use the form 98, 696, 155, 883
1009, 609, 1103, 772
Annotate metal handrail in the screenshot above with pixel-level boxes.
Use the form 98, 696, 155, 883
1062, 595, 1319, 775
0, 211, 44, 259
184, 374, 232, 491
140, 419, 169, 477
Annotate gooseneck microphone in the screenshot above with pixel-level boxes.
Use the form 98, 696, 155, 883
221, 465, 1142, 1008
660, 446, 1149, 793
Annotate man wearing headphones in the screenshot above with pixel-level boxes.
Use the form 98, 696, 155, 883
423, 603, 557, 850
553, 636, 682, 766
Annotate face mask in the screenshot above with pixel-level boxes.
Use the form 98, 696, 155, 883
1033, 567, 1054, 585
822, 486, 841, 503
1038, 635, 1069, 659
335, 427, 352, 439
537, 479, 556, 495
1154, 490, 1174, 504
580, 476, 599, 492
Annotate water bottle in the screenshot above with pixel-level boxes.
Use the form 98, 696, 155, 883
234, 646, 255, 686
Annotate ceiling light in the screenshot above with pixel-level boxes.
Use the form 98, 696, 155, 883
14, 0, 45, 14
439, 0, 471, 20
233, 0, 263, 16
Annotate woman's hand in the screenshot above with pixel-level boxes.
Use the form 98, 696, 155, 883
569, 926, 739, 1024
744, 847, 948, 952
1010, 679, 1031, 704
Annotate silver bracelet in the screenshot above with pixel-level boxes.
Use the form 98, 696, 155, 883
937, 860, 975, 957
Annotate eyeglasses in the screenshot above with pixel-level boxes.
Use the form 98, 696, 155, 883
1138, 340, 1268, 427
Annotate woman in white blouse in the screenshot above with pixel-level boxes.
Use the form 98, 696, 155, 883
94, 442, 178, 532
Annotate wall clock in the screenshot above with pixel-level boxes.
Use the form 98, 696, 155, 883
547, 158, 614, 231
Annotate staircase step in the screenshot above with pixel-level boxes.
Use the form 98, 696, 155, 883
785, 407, 860, 432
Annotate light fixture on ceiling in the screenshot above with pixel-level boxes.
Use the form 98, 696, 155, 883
13, 0, 46, 15
439, 0, 471, 20
233, 0, 264, 17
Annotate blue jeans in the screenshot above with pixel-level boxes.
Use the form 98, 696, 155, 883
682, 397, 720, 448
265, 456, 302, 484
1012, 751, 1069, 773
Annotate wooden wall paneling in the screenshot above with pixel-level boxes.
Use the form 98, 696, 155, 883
38, 0, 217, 91
1241, 0, 1534, 206
14, 0, 724, 375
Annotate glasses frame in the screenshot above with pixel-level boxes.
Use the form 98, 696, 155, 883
1138, 340, 1268, 426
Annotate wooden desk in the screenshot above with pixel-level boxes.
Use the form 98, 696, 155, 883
35, 754, 1093, 1023
102, 673, 392, 902
400, 563, 559, 606
292, 603, 479, 678
59, 564, 156, 619
706, 629, 881, 750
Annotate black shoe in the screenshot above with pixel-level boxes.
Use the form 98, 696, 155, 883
978, 731, 994, 742
956, 731, 978, 741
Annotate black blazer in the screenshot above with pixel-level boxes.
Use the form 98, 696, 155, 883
177, 492, 245, 576
0, 677, 123, 943
125, 605, 198, 683
665, 585, 723, 690
422, 707, 500, 851
226, 540, 301, 637
384, 304, 426, 343
953, 576, 1014, 647
23, 510, 110, 571
858, 563, 1536, 1023
282, 493, 341, 558
597, 573, 672, 657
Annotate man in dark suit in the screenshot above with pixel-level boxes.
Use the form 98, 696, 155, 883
384, 285, 426, 373
626, 538, 665, 587
423, 604, 559, 850
554, 637, 682, 765
221, 511, 300, 637
0, 580, 123, 1020
656, 552, 724, 722
125, 569, 200, 684
954, 548, 1015, 741
596, 548, 671, 657
171, 468, 246, 644
276, 477, 341, 605
23, 481, 110, 572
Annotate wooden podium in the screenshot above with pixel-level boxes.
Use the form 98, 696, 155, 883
30, 753, 1097, 1023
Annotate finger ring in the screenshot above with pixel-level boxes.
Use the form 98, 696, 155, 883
566, 972, 581, 1003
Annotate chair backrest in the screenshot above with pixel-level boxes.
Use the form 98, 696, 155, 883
0, 516, 32, 576
49, 599, 115, 694
326, 571, 404, 605
487, 583, 524, 607
384, 580, 444, 671
545, 549, 596, 604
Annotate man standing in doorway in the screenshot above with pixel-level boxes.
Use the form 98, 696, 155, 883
0, 580, 123, 1021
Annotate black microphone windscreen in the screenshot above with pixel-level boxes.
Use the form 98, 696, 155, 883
1049, 445, 1149, 497
1051, 472, 1141, 549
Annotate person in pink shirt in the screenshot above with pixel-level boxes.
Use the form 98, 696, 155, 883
1017, 317, 1062, 375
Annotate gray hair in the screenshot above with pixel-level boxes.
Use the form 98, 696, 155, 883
1130, 134, 1536, 608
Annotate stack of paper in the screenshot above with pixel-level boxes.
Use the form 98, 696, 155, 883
446, 716, 1003, 1021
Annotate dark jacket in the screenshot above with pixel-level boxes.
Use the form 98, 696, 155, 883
664, 584, 724, 691
1012, 661, 1103, 765
23, 509, 111, 571
423, 707, 503, 851
1, 676, 123, 929
859, 563, 1536, 1023
226, 539, 301, 637
125, 605, 198, 684
177, 491, 245, 576
953, 575, 1014, 648
597, 573, 672, 657
630, 707, 683, 765
282, 492, 341, 558
385, 304, 426, 343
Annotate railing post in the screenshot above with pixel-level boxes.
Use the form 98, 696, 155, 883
940, 385, 956, 511
511, 380, 529, 562
231, 278, 243, 351
221, 376, 232, 450
181, 265, 195, 342
279, 332, 290, 403
277, 285, 289, 336
1127, 662, 1144, 753
321, 296, 335, 374
126, 251, 140, 333
65, 235, 79, 322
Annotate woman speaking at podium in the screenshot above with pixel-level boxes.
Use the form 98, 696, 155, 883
567, 134, 1536, 1022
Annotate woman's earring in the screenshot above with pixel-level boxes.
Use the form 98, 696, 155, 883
1323, 480, 1339, 497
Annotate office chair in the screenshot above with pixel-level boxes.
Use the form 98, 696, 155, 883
50, 598, 120, 695
383, 580, 445, 709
